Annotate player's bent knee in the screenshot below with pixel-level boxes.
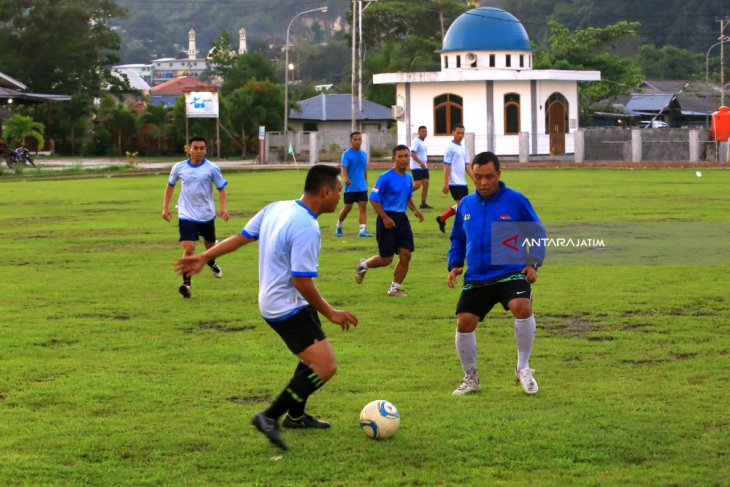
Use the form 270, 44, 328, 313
456, 314, 479, 333
509, 299, 533, 319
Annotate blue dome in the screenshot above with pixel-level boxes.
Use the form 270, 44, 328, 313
442, 7, 531, 52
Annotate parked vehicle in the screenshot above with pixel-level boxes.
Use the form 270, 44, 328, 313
638, 120, 669, 128
4, 145, 35, 168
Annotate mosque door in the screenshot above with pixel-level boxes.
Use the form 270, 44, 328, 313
548, 101, 566, 155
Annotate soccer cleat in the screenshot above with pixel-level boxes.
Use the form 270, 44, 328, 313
358, 230, 374, 237
452, 375, 481, 395
355, 259, 368, 284
419, 202, 433, 209
436, 216, 446, 233
210, 263, 223, 279
178, 284, 191, 298
282, 413, 331, 429
336, 226, 343, 238
251, 412, 288, 450
387, 288, 407, 297
515, 367, 539, 395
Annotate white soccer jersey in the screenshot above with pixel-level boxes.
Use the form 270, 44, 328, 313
410, 137, 428, 170
443, 141, 469, 186
167, 159, 227, 222
241, 200, 321, 321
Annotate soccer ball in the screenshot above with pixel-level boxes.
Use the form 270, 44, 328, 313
359, 400, 400, 439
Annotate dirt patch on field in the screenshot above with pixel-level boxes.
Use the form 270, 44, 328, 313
227, 394, 271, 405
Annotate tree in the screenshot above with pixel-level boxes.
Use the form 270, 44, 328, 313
206, 31, 238, 79
227, 80, 285, 152
360, 0, 473, 105
104, 107, 140, 156
0, 0, 127, 94
534, 21, 644, 120
142, 103, 172, 154
2, 114, 45, 150
221, 53, 278, 95
635, 45, 705, 80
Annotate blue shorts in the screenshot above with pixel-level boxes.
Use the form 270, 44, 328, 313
179, 219, 216, 243
344, 191, 369, 205
411, 168, 429, 181
449, 185, 469, 201
376, 211, 415, 258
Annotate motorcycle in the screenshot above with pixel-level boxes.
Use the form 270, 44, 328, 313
4, 145, 35, 168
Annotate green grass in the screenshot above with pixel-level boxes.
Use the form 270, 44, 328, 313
0, 168, 728, 486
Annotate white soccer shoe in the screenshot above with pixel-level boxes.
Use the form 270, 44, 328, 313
452, 375, 481, 395
515, 367, 538, 395
355, 259, 368, 284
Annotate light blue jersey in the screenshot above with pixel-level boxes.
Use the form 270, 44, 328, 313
341, 147, 368, 193
370, 169, 413, 213
168, 159, 227, 222
242, 200, 321, 321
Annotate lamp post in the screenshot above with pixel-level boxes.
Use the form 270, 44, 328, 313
284, 6, 327, 137
705, 36, 729, 125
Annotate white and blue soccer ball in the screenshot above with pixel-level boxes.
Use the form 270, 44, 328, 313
359, 400, 400, 439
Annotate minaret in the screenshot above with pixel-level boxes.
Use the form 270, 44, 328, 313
239, 28, 247, 55
188, 29, 197, 59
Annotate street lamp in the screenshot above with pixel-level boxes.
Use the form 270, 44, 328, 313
705, 36, 729, 125
284, 6, 328, 137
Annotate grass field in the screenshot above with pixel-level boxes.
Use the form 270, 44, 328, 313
0, 168, 728, 486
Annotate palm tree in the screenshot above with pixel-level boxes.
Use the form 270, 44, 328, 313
2, 114, 45, 150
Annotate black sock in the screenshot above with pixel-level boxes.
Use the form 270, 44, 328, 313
287, 362, 311, 418
207, 260, 217, 268
183, 273, 191, 285
264, 363, 325, 421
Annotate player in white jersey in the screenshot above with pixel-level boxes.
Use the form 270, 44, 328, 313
409, 126, 432, 209
163, 136, 229, 298
436, 124, 474, 234
175, 165, 358, 451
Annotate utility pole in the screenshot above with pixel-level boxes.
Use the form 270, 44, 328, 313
351, 0, 357, 132
718, 16, 730, 106
358, 0, 363, 112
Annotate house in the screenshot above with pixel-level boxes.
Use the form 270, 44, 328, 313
148, 76, 217, 107
603, 80, 723, 128
288, 94, 392, 135
0, 70, 70, 134
373, 7, 601, 156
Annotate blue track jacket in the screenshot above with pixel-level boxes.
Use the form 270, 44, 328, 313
448, 181, 546, 283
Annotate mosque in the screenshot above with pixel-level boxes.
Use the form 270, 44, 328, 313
373, 7, 601, 156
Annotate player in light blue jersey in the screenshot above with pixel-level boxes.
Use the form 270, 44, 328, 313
175, 165, 358, 451
163, 136, 229, 298
355, 145, 424, 296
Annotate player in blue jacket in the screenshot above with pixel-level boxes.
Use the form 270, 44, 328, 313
447, 152, 546, 396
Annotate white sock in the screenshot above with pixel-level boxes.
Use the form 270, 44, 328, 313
514, 315, 536, 370
359, 223, 366, 232
389, 281, 400, 290
336, 221, 342, 229
455, 331, 478, 378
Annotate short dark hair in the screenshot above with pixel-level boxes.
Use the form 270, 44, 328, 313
471, 151, 500, 171
188, 135, 207, 145
349, 131, 362, 140
304, 164, 341, 194
418, 125, 427, 131
392, 144, 409, 156
452, 124, 464, 131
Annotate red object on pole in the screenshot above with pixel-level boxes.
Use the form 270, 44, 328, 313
712, 106, 730, 141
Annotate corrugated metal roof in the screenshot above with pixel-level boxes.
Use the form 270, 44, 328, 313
624, 94, 675, 113
289, 94, 392, 121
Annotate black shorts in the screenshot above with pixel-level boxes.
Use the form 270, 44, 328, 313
456, 277, 532, 321
449, 185, 469, 201
179, 219, 216, 243
376, 211, 415, 258
343, 191, 369, 204
411, 168, 429, 181
266, 306, 326, 355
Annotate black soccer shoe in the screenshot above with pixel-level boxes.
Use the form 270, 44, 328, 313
251, 412, 288, 450
436, 216, 446, 233
178, 284, 191, 298
282, 413, 332, 429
